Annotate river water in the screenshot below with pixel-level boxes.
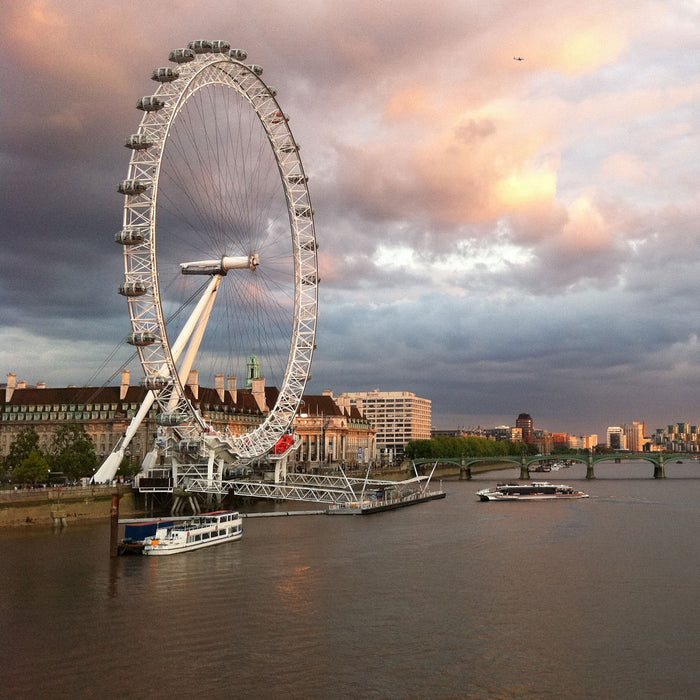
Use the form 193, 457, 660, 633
2, 460, 700, 699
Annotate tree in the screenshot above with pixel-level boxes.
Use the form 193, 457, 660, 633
4, 427, 41, 473
14, 451, 50, 485
404, 435, 539, 460
118, 456, 142, 479
48, 425, 98, 480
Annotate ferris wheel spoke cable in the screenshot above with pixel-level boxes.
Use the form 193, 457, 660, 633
161, 97, 282, 266
80, 280, 211, 406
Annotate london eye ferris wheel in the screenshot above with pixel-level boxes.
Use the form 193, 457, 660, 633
110, 40, 318, 474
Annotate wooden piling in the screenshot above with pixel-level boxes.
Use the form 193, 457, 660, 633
110, 492, 120, 558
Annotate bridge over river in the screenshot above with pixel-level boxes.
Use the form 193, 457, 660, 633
412, 453, 699, 480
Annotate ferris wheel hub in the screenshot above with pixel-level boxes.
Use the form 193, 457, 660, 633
180, 254, 259, 275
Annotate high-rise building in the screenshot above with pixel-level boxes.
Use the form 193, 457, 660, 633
515, 413, 534, 444
551, 433, 570, 451
623, 421, 645, 452
652, 423, 700, 452
334, 389, 431, 464
607, 426, 627, 450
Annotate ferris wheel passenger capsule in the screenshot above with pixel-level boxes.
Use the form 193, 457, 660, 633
118, 281, 148, 297
250, 64, 263, 75
137, 96, 165, 112
115, 228, 146, 245
169, 48, 195, 63
125, 134, 154, 149
140, 376, 172, 390
117, 179, 148, 195
228, 49, 248, 60
178, 439, 203, 454
151, 67, 179, 83
210, 40, 231, 53
126, 332, 156, 347
188, 40, 213, 53
156, 412, 187, 427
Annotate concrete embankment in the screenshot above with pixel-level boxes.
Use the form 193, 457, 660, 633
380, 462, 514, 480
0, 486, 143, 528
0, 462, 513, 528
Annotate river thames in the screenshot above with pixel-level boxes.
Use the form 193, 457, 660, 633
1, 460, 700, 699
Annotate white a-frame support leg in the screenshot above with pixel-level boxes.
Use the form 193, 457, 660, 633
92, 275, 222, 483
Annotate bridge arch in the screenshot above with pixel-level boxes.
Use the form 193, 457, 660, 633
411, 453, 696, 479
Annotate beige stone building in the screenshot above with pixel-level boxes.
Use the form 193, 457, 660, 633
0, 372, 376, 471
334, 389, 431, 464
294, 393, 376, 467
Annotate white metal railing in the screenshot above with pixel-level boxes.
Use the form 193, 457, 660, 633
185, 477, 356, 504
285, 473, 395, 488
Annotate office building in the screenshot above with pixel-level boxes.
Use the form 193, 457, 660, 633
606, 426, 627, 450
623, 421, 645, 453
334, 389, 431, 464
515, 413, 534, 444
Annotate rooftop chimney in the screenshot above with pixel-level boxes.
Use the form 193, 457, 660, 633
251, 376, 267, 412
187, 369, 199, 400
5, 373, 16, 402
227, 376, 237, 404
215, 374, 225, 402
120, 370, 131, 400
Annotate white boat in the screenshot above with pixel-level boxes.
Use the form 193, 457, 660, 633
142, 510, 243, 556
477, 482, 589, 502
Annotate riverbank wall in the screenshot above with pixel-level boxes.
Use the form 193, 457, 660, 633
0, 462, 513, 527
0, 486, 143, 528
379, 462, 513, 480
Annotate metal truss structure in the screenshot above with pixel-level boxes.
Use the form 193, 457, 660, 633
95, 39, 318, 484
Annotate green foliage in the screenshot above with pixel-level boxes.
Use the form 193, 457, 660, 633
118, 456, 142, 478
404, 435, 539, 460
4, 427, 41, 472
14, 451, 50, 484
47, 424, 98, 480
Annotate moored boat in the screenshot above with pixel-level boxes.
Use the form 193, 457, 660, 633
118, 518, 175, 555
141, 510, 243, 555
477, 482, 588, 501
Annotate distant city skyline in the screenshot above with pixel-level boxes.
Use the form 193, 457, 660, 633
2, 2, 699, 442
2, 369, 689, 444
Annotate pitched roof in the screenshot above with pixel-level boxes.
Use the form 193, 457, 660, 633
297, 395, 344, 417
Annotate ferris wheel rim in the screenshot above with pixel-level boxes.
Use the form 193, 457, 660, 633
118, 42, 318, 460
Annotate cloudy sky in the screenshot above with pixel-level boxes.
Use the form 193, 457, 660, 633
1, 0, 699, 437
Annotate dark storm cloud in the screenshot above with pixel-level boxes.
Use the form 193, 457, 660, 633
2, 0, 700, 438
